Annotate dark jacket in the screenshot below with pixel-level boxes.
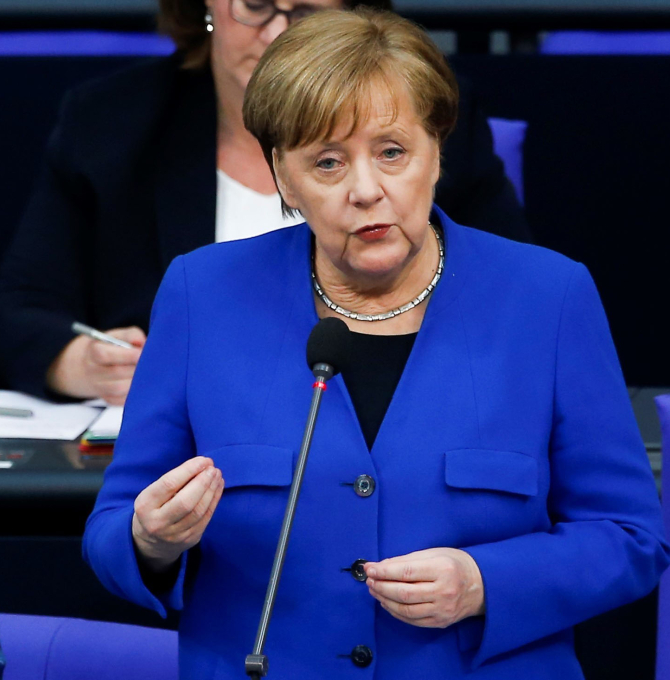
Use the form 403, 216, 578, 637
0, 53, 530, 398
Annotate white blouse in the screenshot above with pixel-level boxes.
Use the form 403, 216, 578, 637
215, 169, 303, 243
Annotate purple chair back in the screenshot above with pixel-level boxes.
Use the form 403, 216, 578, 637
655, 394, 670, 680
487, 117, 527, 205
0, 614, 177, 680
541, 32, 670, 55
0, 32, 175, 56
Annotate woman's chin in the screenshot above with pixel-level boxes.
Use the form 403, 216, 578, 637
346, 252, 409, 282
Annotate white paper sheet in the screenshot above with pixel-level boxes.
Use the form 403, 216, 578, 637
85, 406, 124, 438
0, 390, 102, 440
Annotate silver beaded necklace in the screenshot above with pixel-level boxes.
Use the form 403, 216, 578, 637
311, 223, 445, 322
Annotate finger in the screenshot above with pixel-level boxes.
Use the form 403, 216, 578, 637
374, 595, 435, 622
107, 326, 147, 348
206, 474, 225, 514
89, 341, 142, 367
378, 602, 439, 628
95, 364, 137, 382
365, 549, 441, 569
97, 378, 134, 405
157, 466, 220, 526
365, 558, 439, 583
137, 457, 214, 510
170, 475, 225, 545
367, 578, 435, 605
169, 469, 223, 534
100, 391, 127, 407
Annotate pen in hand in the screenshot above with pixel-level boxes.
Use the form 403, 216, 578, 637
71, 322, 135, 350
0, 407, 33, 418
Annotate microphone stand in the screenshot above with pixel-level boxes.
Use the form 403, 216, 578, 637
245, 362, 334, 679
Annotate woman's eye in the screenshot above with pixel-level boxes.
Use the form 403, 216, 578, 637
382, 147, 404, 160
316, 158, 338, 170
244, 0, 269, 11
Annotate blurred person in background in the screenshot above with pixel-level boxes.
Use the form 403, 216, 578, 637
0, 0, 529, 405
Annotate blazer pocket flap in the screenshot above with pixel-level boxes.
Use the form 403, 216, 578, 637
208, 444, 294, 489
444, 449, 538, 496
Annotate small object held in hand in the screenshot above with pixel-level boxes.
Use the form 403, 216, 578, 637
71, 321, 134, 349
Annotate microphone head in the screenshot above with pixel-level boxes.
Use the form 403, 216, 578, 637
306, 317, 352, 379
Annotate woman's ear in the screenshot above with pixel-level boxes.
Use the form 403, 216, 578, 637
430, 139, 441, 186
272, 148, 299, 210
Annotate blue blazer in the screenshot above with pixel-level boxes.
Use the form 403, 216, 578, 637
83, 207, 668, 679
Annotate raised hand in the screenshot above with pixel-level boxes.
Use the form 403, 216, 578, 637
132, 456, 224, 573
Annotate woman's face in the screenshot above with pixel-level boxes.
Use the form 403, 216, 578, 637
274, 89, 441, 284
207, 0, 343, 95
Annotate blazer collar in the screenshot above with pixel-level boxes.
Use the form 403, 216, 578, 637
278, 208, 472, 455
282, 205, 470, 335
155, 66, 217, 270
425, 204, 469, 317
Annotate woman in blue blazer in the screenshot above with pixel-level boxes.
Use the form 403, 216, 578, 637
83, 10, 668, 679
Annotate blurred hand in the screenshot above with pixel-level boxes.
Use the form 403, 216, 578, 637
47, 326, 146, 405
364, 548, 485, 628
132, 457, 224, 573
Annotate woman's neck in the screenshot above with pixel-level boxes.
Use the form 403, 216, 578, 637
313, 227, 441, 335
213, 63, 278, 195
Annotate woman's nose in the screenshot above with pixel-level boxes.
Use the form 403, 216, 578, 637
258, 13, 290, 46
348, 161, 384, 207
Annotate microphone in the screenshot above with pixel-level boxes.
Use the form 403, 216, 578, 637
306, 316, 353, 381
245, 318, 351, 679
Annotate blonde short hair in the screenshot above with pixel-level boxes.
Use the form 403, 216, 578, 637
243, 8, 458, 205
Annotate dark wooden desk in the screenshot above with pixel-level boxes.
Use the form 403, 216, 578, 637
0, 440, 107, 536
0, 439, 177, 628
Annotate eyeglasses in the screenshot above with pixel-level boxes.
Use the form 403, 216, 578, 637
230, 0, 324, 27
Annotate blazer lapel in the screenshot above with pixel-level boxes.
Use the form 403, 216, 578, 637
252, 225, 371, 467
370, 210, 479, 460
155, 67, 217, 270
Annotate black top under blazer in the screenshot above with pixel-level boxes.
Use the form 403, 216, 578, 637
0, 53, 530, 397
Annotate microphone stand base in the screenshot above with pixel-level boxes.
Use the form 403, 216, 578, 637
245, 653, 269, 678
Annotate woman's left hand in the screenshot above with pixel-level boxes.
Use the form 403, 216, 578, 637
364, 548, 485, 628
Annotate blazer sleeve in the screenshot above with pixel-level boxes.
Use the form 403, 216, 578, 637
463, 263, 669, 667
436, 80, 533, 244
82, 256, 195, 617
0, 89, 92, 399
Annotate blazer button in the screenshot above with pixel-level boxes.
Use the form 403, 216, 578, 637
350, 559, 368, 582
354, 474, 375, 497
350, 645, 373, 668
